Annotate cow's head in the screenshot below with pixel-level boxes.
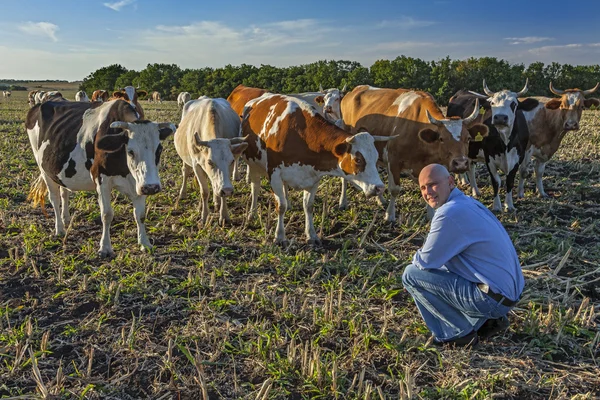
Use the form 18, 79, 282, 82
473, 79, 537, 145
97, 120, 175, 196
545, 82, 600, 131
334, 132, 389, 198
192, 134, 248, 197
420, 99, 490, 173
323, 88, 345, 121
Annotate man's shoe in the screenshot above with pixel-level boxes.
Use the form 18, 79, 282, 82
478, 316, 510, 339
432, 330, 479, 348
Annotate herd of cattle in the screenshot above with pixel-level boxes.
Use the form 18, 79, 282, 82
22, 81, 599, 255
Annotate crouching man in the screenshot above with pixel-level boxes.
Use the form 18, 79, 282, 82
402, 164, 524, 347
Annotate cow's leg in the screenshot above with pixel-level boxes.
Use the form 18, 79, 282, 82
504, 165, 519, 211
247, 166, 262, 221
283, 184, 291, 210
303, 184, 320, 245
218, 195, 231, 226
96, 180, 115, 258
131, 194, 151, 251
517, 161, 529, 198
534, 159, 548, 198
467, 163, 481, 197
192, 164, 210, 224
339, 178, 348, 210
385, 164, 402, 223
486, 161, 502, 212
233, 156, 242, 181
44, 176, 65, 236
59, 186, 71, 228
270, 173, 288, 245
176, 163, 192, 208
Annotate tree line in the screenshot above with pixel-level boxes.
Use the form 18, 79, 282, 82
79, 57, 600, 105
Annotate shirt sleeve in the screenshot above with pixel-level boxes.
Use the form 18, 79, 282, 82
412, 211, 471, 270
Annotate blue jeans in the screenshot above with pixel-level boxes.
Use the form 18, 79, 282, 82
402, 263, 512, 341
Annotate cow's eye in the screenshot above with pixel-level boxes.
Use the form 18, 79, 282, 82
208, 160, 216, 167
128, 150, 135, 158
355, 157, 363, 165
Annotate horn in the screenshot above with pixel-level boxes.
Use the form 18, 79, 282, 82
463, 99, 480, 124
467, 90, 488, 99
516, 78, 529, 97
345, 135, 355, 143
110, 121, 130, 129
158, 122, 176, 132
483, 79, 495, 97
549, 81, 564, 96
341, 84, 347, 93
229, 135, 248, 144
426, 109, 444, 126
372, 135, 397, 142
319, 84, 324, 93
194, 132, 209, 147
583, 82, 600, 96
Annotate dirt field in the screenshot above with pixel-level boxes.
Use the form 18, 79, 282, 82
1, 88, 599, 399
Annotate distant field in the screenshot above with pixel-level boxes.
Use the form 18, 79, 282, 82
1, 88, 600, 399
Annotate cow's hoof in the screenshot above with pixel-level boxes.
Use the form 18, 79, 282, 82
275, 239, 289, 247
307, 238, 322, 246
219, 218, 232, 227
338, 203, 348, 211
98, 249, 116, 258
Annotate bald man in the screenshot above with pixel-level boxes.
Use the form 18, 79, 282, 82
402, 164, 524, 347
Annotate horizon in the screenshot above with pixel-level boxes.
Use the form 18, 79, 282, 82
1, 0, 600, 81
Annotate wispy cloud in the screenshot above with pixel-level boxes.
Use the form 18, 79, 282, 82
528, 43, 583, 54
103, 0, 135, 11
377, 16, 435, 29
504, 36, 553, 45
18, 21, 59, 42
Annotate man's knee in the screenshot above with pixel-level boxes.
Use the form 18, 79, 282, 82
402, 263, 421, 289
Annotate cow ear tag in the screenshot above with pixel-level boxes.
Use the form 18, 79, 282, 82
479, 106, 485, 115
474, 132, 484, 142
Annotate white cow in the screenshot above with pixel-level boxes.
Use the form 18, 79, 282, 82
177, 92, 192, 109
174, 97, 248, 226
75, 90, 90, 102
3, 90, 11, 98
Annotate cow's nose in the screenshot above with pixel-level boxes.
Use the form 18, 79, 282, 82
493, 114, 509, 125
450, 157, 469, 173
565, 121, 579, 130
367, 185, 385, 197
220, 187, 233, 197
141, 184, 161, 195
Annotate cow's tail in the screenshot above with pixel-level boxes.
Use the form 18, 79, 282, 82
27, 174, 49, 217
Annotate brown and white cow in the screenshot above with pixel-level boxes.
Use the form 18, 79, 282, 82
34, 91, 46, 106
110, 86, 147, 119
28, 90, 40, 107
149, 91, 162, 103
341, 85, 489, 222
174, 97, 247, 225
91, 90, 109, 103
26, 100, 175, 257
227, 85, 268, 117
75, 90, 90, 102
41, 91, 66, 103
242, 93, 392, 245
518, 82, 600, 198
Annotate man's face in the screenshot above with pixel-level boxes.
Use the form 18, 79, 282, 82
419, 174, 454, 209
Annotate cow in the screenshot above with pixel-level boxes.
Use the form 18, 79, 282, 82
340, 85, 490, 222
447, 85, 539, 211
242, 93, 393, 245
149, 91, 162, 103
91, 90, 109, 103
28, 90, 40, 107
227, 85, 268, 117
75, 90, 90, 102
174, 97, 247, 226
3, 90, 11, 98
518, 82, 600, 198
109, 86, 147, 119
34, 91, 46, 105
25, 100, 175, 257
177, 91, 191, 109
41, 91, 66, 103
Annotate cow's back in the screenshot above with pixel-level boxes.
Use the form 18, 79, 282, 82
227, 85, 268, 117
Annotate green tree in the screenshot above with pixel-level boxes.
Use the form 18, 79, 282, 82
80, 64, 128, 94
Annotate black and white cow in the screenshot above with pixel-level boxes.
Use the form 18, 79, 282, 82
448, 82, 539, 211
26, 100, 175, 257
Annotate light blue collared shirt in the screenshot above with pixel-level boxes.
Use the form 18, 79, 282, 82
412, 188, 524, 301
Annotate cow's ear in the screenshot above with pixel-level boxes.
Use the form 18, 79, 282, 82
468, 124, 489, 141
112, 91, 126, 99
97, 133, 129, 152
137, 90, 147, 97
315, 95, 324, 105
418, 128, 439, 143
334, 142, 350, 156
545, 99, 562, 110
517, 98, 539, 111
584, 98, 600, 109
231, 142, 248, 155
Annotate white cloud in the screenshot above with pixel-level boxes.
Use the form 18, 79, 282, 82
504, 36, 553, 45
528, 43, 583, 54
377, 17, 435, 29
103, 0, 135, 11
18, 21, 59, 42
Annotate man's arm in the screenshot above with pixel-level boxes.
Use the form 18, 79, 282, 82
412, 212, 470, 270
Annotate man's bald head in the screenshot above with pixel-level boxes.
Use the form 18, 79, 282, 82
419, 164, 455, 209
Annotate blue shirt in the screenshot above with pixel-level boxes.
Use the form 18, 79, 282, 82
412, 188, 524, 301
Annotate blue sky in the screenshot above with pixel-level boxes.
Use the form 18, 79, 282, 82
1, 0, 599, 80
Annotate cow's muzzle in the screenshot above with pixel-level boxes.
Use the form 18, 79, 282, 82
564, 121, 579, 130
449, 157, 469, 173
219, 187, 234, 197
492, 114, 509, 126
140, 184, 161, 195
366, 184, 385, 198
